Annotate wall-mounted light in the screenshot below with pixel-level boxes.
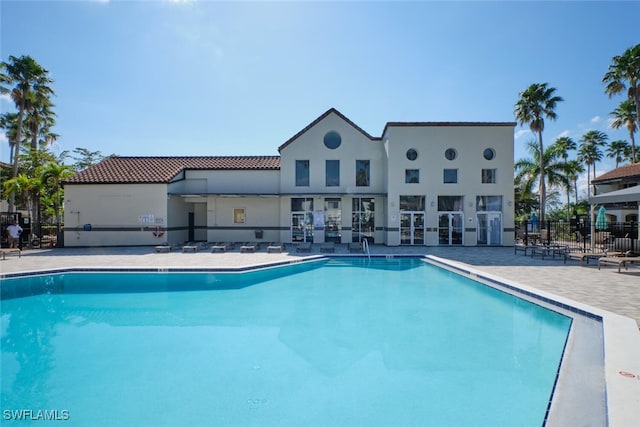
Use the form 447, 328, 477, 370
507, 200, 513, 207
430, 201, 435, 207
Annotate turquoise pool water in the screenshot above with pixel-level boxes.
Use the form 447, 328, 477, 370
1, 259, 571, 426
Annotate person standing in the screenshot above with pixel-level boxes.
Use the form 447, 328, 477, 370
7, 220, 23, 249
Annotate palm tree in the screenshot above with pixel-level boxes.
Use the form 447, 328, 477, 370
580, 130, 608, 185
0, 112, 19, 163
550, 136, 577, 220
3, 174, 40, 223
24, 96, 57, 151
514, 83, 563, 222
565, 159, 585, 208
0, 55, 55, 211
577, 133, 606, 198
603, 44, 640, 157
607, 140, 631, 168
609, 99, 637, 162
550, 136, 576, 162
515, 140, 570, 222
41, 162, 74, 239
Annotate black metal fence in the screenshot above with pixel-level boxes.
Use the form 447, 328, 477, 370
516, 219, 638, 253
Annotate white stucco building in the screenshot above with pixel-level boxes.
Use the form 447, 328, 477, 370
63, 109, 515, 247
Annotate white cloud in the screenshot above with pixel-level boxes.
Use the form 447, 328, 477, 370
514, 129, 531, 140
606, 117, 616, 128
0, 93, 11, 104
555, 130, 570, 139
590, 115, 601, 123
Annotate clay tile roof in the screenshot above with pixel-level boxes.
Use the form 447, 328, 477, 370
592, 163, 640, 183
63, 156, 280, 184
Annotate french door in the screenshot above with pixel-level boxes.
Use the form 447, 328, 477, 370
477, 212, 502, 245
291, 212, 313, 243
400, 212, 425, 245
438, 212, 463, 245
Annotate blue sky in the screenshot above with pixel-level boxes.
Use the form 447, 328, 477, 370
1, 0, 638, 195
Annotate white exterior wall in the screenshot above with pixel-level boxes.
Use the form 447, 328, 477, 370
279, 112, 385, 195
278, 111, 385, 244
62, 112, 514, 247
174, 170, 280, 195
64, 184, 168, 246
206, 196, 280, 243
383, 125, 514, 246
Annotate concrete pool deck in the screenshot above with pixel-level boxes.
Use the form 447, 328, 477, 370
1, 245, 639, 426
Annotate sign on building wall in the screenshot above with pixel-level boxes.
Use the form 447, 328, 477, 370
234, 208, 245, 224
313, 210, 324, 228
138, 214, 164, 225
138, 214, 156, 223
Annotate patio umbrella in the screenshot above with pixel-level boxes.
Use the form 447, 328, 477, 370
595, 206, 608, 230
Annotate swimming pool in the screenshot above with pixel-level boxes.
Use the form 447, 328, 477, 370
1, 258, 572, 426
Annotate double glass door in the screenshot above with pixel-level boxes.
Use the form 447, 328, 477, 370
438, 212, 463, 245
400, 212, 424, 245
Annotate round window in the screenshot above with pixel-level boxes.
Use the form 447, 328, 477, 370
324, 131, 342, 149
483, 148, 495, 160
445, 148, 457, 161
406, 149, 418, 161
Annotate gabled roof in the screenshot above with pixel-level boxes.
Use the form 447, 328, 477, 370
592, 163, 640, 184
278, 108, 380, 152
63, 156, 280, 184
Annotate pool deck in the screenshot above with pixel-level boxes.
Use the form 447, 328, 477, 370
1, 244, 639, 426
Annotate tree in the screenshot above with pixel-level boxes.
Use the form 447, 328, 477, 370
609, 99, 637, 162
577, 131, 607, 197
514, 83, 563, 222
41, 162, 74, 239
71, 147, 105, 172
550, 136, 578, 220
565, 159, 584, 207
3, 174, 42, 232
606, 140, 631, 168
515, 140, 570, 220
0, 55, 55, 211
24, 95, 57, 152
603, 44, 640, 162
0, 112, 19, 163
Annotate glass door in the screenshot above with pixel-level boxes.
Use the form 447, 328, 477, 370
477, 212, 502, 245
439, 212, 463, 245
291, 212, 313, 243
400, 212, 425, 245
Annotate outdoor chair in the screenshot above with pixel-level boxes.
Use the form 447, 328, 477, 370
320, 242, 335, 253
267, 242, 285, 253
211, 242, 234, 252
597, 251, 640, 273
295, 242, 311, 253
566, 249, 622, 266
240, 242, 259, 253
0, 248, 21, 260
